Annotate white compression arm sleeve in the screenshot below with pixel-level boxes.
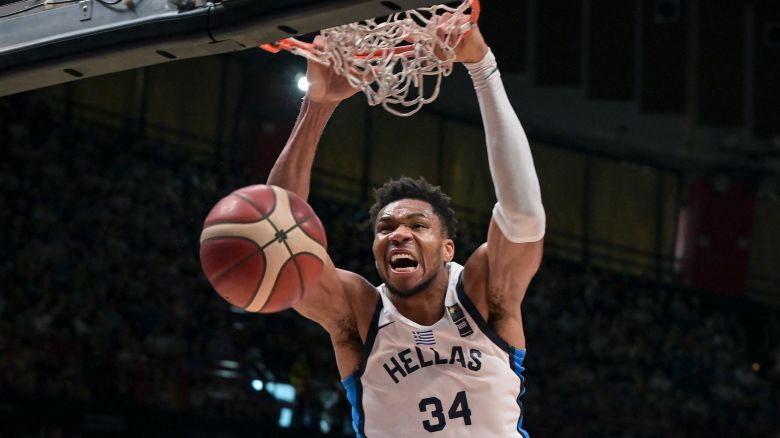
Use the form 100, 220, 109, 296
464, 49, 546, 243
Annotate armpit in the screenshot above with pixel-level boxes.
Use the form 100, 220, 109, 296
486, 285, 520, 324
332, 315, 363, 355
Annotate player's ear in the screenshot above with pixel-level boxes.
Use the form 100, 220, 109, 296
442, 238, 455, 263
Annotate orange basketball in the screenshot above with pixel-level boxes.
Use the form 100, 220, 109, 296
199, 184, 328, 313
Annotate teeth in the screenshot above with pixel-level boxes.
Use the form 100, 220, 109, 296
389, 253, 417, 273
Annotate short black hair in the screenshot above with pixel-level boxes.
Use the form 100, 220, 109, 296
369, 176, 457, 239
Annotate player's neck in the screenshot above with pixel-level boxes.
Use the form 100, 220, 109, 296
388, 273, 448, 326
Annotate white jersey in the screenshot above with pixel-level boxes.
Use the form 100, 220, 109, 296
341, 262, 529, 437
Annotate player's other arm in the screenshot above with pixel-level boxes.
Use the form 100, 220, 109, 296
459, 28, 545, 348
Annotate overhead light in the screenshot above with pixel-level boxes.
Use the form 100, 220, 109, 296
297, 75, 310, 92
251, 379, 264, 391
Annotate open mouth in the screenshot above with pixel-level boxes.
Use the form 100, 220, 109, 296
389, 253, 419, 273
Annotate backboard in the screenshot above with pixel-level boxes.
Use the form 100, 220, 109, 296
0, 0, 441, 96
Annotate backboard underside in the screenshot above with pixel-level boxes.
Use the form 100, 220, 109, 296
0, 0, 442, 96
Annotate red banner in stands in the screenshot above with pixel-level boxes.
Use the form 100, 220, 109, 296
675, 177, 756, 296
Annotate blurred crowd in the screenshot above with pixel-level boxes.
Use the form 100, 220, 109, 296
1, 99, 778, 437
524, 263, 779, 437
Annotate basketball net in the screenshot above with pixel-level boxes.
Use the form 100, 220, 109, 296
261, 0, 480, 117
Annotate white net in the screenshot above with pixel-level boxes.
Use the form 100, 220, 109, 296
289, 0, 476, 117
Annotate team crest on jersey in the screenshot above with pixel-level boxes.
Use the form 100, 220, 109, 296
447, 304, 474, 337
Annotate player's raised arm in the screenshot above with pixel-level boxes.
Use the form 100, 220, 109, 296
267, 42, 360, 199
263, 47, 377, 380
457, 26, 545, 346
463, 34, 545, 244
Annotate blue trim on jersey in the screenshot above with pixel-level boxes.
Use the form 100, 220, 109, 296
341, 295, 383, 437
510, 346, 526, 373
341, 374, 366, 438
511, 347, 530, 437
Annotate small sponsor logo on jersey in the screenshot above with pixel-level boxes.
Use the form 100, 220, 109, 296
447, 304, 473, 337
412, 330, 436, 345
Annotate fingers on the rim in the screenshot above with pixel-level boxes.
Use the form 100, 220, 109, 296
436, 12, 472, 41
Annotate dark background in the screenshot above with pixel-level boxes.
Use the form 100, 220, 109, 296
1, 0, 779, 436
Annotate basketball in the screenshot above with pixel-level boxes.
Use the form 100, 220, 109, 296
199, 184, 328, 313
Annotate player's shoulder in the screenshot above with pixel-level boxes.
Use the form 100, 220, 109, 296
336, 269, 379, 307
463, 243, 489, 284
336, 268, 378, 295
336, 268, 380, 341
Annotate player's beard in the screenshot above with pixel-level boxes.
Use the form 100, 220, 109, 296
383, 271, 438, 299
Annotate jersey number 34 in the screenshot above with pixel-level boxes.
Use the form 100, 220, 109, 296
419, 390, 472, 432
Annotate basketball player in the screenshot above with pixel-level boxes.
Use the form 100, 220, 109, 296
267, 23, 544, 437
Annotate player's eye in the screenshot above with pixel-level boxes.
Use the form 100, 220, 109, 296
413, 223, 427, 230
377, 225, 393, 234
